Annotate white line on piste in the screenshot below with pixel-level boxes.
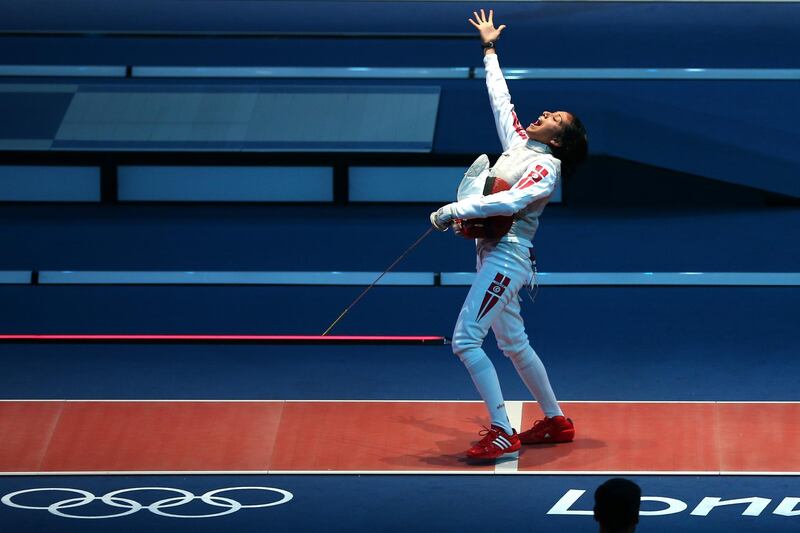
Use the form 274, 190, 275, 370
9, 470, 800, 476
495, 401, 522, 473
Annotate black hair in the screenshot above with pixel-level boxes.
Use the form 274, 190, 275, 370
552, 112, 588, 179
594, 478, 641, 532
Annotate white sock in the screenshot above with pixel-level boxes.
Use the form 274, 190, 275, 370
510, 346, 563, 418
461, 350, 513, 434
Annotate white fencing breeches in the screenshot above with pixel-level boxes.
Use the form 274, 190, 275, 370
451, 242, 563, 423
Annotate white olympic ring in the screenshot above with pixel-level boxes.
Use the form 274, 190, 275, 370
1, 486, 293, 519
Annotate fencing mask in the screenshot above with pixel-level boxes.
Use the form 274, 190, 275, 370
454, 154, 514, 239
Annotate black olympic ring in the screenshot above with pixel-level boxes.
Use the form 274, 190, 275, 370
1, 486, 293, 519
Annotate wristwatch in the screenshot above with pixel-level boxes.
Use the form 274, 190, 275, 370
481, 41, 496, 50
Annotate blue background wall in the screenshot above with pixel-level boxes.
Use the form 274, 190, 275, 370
0, 1, 798, 336
0, 0, 798, 196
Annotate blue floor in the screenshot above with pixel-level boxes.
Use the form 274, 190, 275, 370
2, 475, 798, 532
2, 285, 798, 401
1, 335, 799, 402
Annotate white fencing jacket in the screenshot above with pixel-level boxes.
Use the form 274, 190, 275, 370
448, 53, 561, 248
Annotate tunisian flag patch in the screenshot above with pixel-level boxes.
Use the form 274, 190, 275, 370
477, 273, 511, 321
514, 165, 549, 190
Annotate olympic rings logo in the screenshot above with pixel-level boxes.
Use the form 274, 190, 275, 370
2, 486, 293, 519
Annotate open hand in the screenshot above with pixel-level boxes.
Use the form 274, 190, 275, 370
468, 9, 506, 44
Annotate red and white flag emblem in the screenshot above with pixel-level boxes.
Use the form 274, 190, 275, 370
514, 165, 549, 190
477, 273, 511, 321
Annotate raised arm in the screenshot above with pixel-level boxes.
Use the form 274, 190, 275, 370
469, 9, 528, 152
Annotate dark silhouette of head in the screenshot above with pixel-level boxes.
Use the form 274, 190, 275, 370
594, 478, 641, 533
551, 112, 588, 179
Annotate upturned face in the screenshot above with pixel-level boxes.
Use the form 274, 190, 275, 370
526, 110, 572, 148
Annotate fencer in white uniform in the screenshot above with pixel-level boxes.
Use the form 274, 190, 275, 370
430, 9, 586, 460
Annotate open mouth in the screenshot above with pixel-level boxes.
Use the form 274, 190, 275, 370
531, 117, 543, 127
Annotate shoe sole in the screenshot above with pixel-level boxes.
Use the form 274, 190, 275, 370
466, 443, 521, 460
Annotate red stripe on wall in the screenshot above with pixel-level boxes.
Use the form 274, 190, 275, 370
0, 335, 446, 345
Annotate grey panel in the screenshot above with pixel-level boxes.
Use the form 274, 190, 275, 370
0, 65, 125, 77
349, 166, 463, 202
133, 66, 469, 79
0, 166, 100, 201
117, 166, 333, 201
0, 271, 31, 284
349, 166, 562, 203
52, 85, 440, 152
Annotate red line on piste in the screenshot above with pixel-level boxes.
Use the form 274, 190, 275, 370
0, 334, 447, 345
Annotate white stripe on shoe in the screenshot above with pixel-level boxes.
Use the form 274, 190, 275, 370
495, 435, 511, 449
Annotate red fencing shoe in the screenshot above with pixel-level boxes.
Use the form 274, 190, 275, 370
466, 425, 521, 460
519, 416, 575, 444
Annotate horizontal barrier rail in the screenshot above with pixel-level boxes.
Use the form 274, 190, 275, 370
132, 66, 470, 79
0, 271, 31, 284
442, 272, 800, 286
475, 67, 800, 81
6, 271, 798, 286
1, 65, 799, 81
0, 66, 126, 77
36, 271, 436, 286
